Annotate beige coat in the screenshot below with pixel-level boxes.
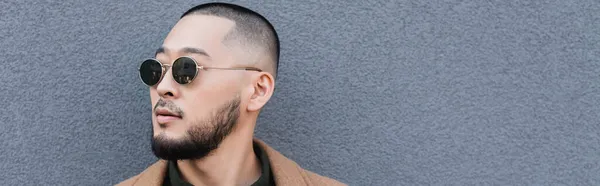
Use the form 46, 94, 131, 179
116, 139, 346, 186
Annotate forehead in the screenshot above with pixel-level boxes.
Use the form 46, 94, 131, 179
159, 15, 235, 58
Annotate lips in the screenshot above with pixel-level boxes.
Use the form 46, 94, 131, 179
155, 108, 182, 124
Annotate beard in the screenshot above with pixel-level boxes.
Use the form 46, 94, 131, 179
150, 95, 240, 161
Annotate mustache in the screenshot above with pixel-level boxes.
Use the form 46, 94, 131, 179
154, 99, 184, 117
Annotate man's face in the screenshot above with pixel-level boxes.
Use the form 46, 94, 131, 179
148, 15, 245, 160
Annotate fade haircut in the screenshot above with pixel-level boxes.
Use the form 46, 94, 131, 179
181, 2, 280, 77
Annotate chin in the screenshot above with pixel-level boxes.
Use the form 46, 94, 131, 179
153, 123, 185, 137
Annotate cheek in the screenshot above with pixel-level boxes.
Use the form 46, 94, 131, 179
184, 85, 235, 117
185, 90, 218, 117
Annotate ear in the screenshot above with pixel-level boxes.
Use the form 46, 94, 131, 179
247, 72, 275, 112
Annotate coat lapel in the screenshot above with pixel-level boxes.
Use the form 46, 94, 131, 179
253, 139, 309, 185
132, 160, 168, 186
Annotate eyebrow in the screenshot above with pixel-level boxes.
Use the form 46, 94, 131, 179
155, 46, 211, 58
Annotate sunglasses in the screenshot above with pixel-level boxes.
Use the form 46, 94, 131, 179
139, 56, 262, 86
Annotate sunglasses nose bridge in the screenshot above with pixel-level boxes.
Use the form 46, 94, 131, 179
162, 64, 172, 71
161, 65, 174, 80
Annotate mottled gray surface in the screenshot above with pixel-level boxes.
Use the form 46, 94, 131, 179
1, 0, 599, 185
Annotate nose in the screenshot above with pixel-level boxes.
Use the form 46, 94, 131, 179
156, 67, 180, 99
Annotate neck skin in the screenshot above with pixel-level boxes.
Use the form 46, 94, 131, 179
175, 117, 261, 186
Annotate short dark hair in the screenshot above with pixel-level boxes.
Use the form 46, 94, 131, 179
181, 2, 280, 77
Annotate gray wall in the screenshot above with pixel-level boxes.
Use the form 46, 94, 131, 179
1, 0, 599, 185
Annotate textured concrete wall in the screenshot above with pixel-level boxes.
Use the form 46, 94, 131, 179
1, 0, 599, 185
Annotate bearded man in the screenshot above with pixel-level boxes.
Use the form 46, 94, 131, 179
117, 2, 346, 186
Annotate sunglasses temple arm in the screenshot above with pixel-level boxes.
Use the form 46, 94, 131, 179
201, 67, 262, 72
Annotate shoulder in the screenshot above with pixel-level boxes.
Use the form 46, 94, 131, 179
113, 160, 168, 186
301, 169, 348, 186
114, 174, 141, 186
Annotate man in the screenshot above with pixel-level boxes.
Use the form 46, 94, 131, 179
117, 2, 345, 186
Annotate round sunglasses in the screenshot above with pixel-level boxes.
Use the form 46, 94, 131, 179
139, 56, 262, 86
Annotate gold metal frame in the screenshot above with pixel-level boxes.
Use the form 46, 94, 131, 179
138, 56, 263, 86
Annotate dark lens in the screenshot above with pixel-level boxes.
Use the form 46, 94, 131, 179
139, 59, 163, 86
172, 57, 197, 84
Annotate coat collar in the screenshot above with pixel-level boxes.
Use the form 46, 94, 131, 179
131, 159, 167, 186
253, 138, 308, 185
126, 138, 310, 186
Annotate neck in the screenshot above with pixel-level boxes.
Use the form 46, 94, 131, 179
175, 120, 261, 186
